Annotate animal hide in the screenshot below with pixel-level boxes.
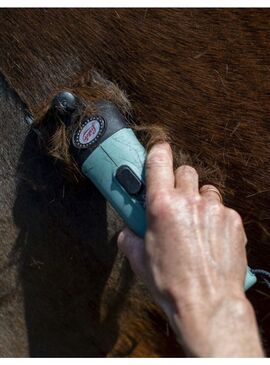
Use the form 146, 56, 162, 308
0, 8, 270, 357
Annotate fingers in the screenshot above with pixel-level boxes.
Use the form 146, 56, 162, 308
175, 165, 199, 194
200, 184, 223, 204
146, 143, 175, 198
117, 227, 146, 280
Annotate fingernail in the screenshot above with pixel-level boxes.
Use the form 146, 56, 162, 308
117, 230, 125, 246
153, 141, 169, 148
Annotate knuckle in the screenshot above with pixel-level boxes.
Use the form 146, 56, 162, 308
198, 199, 223, 217
147, 190, 172, 218
205, 199, 222, 211
173, 194, 201, 214
226, 208, 243, 226
185, 194, 201, 207
146, 149, 170, 168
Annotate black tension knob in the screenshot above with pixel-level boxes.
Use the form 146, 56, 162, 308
52, 91, 77, 116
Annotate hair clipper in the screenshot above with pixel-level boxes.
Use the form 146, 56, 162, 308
52, 91, 257, 291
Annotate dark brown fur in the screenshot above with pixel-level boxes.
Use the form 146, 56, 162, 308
0, 8, 270, 357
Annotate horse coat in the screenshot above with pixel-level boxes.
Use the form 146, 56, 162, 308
0, 8, 269, 357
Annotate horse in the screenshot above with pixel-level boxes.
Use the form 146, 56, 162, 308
0, 8, 269, 356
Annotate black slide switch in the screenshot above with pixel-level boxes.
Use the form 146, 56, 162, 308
116, 165, 143, 195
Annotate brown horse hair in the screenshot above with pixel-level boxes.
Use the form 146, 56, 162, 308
34, 70, 226, 194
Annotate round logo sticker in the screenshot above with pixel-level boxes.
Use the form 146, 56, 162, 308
72, 116, 106, 149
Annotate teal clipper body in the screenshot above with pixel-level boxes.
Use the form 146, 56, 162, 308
81, 128, 147, 238
55, 92, 256, 291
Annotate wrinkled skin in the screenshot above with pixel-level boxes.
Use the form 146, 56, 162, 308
118, 143, 263, 357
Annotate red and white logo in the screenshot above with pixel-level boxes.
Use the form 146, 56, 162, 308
73, 116, 105, 149
79, 120, 100, 145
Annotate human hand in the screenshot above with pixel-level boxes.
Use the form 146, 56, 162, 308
117, 142, 263, 357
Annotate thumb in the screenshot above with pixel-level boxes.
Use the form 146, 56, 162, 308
117, 226, 147, 280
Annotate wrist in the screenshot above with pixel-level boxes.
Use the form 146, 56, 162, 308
171, 294, 264, 357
